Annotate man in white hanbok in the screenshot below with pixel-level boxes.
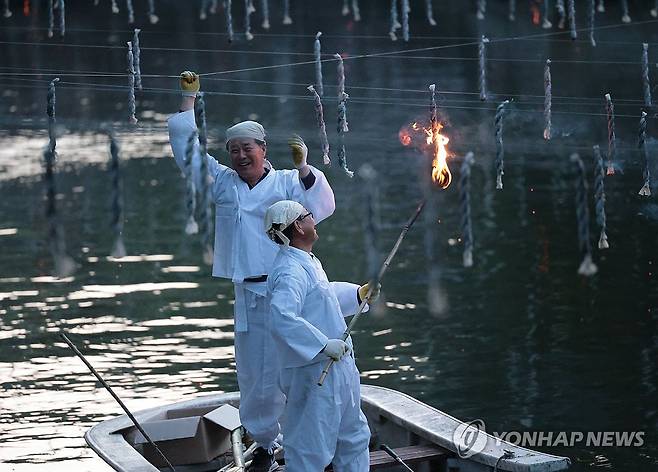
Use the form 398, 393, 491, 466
264, 200, 378, 472
168, 72, 336, 471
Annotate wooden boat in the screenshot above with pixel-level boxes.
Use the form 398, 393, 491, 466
86, 385, 571, 471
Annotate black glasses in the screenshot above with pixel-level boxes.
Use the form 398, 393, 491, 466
298, 211, 313, 221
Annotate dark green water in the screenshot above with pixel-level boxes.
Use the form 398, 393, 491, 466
1, 1, 657, 471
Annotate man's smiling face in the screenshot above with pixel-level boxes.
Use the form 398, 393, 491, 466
228, 138, 266, 185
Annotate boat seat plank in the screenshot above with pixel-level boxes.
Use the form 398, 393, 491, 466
277, 444, 448, 471
367, 444, 448, 468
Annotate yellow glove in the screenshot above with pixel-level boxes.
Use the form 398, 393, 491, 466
288, 134, 308, 169
359, 282, 381, 303
180, 70, 200, 97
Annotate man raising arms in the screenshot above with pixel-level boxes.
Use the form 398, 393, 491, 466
168, 72, 336, 471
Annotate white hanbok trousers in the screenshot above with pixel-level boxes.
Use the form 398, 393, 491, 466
279, 357, 370, 472
234, 284, 286, 451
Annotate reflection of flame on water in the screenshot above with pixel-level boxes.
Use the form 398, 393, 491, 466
531, 2, 540, 25
399, 120, 452, 189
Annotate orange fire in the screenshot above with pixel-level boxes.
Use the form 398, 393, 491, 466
427, 122, 452, 189
399, 120, 452, 189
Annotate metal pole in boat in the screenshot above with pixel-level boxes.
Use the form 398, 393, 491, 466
59, 332, 178, 472
230, 427, 246, 471
379, 444, 415, 472
317, 199, 426, 386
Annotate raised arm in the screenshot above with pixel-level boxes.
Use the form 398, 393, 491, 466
167, 71, 227, 189
286, 136, 336, 223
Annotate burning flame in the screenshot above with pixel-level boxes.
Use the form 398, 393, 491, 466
428, 122, 452, 189
399, 120, 452, 189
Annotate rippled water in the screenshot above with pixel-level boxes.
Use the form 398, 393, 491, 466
1, 2, 657, 471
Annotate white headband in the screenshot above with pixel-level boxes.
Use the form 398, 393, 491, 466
225, 120, 266, 148
264, 200, 306, 247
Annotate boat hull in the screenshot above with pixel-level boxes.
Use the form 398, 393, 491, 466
85, 385, 570, 472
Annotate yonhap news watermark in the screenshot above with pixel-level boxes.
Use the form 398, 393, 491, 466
453, 419, 646, 458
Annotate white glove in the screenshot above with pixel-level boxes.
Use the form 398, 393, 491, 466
322, 339, 350, 361
288, 134, 308, 169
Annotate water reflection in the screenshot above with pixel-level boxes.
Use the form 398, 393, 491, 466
1, 289, 238, 470
1, 2, 658, 471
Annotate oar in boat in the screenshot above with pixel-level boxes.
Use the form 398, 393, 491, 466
380, 444, 414, 471
59, 332, 178, 472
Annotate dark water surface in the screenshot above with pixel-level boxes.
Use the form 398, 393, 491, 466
1, 1, 657, 471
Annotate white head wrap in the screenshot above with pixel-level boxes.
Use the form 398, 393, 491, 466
225, 120, 266, 149
264, 200, 305, 247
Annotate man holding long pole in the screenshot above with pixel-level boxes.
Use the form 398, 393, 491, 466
264, 200, 379, 472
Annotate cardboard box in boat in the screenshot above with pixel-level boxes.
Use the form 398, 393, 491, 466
125, 403, 241, 468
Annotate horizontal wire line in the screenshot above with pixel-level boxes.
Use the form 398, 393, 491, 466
0, 38, 652, 65
196, 18, 658, 76
0, 40, 328, 56
0, 71, 650, 106
3, 24, 658, 46
0, 74, 648, 108
365, 55, 651, 65
0, 19, 655, 121
1, 18, 657, 80
1, 118, 649, 155
1, 80, 653, 120
0, 40, 652, 66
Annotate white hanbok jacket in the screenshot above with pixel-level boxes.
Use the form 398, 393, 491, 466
168, 110, 336, 283
267, 246, 367, 369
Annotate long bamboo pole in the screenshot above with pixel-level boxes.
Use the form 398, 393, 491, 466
317, 199, 426, 386
60, 332, 177, 472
